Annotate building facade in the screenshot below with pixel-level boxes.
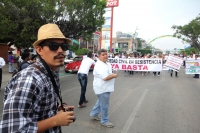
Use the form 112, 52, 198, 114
101, 31, 138, 53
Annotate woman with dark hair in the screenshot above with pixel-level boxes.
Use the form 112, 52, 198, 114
8, 51, 15, 73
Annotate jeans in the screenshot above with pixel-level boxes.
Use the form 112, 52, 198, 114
9, 62, 14, 73
0, 68, 2, 89
77, 73, 88, 105
90, 92, 110, 124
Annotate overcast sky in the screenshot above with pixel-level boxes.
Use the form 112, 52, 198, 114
104, 0, 200, 51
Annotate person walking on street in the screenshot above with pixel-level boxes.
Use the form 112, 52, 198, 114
128, 53, 134, 75
0, 57, 6, 90
0, 24, 75, 133
77, 52, 95, 108
170, 69, 178, 77
8, 51, 15, 73
90, 49, 118, 128
193, 54, 200, 79
153, 54, 162, 76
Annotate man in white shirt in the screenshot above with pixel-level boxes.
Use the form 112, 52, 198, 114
0, 57, 6, 90
77, 52, 95, 108
90, 49, 118, 128
83, 53, 88, 59
114, 53, 119, 58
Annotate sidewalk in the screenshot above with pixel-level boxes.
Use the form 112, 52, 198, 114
0, 63, 15, 90
2, 63, 16, 83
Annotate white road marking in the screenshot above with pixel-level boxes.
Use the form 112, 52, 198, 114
121, 89, 148, 133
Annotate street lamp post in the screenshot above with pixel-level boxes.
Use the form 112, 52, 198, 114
92, 33, 100, 53
133, 26, 139, 52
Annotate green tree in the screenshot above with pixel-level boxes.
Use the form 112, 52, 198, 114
0, 0, 57, 48
136, 38, 142, 49
57, 0, 106, 40
137, 49, 152, 55
0, 0, 106, 48
172, 14, 200, 50
75, 48, 89, 55
180, 47, 199, 56
69, 44, 79, 52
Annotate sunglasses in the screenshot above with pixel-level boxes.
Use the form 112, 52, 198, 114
41, 42, 68, 51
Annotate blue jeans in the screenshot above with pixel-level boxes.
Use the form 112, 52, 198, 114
90, 92, 110, 124
77, 73, 88, 105
9, 62, 14, 73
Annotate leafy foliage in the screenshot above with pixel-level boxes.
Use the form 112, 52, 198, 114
74, 48, 89, 55
136, 38, 142, 49
137, 49, 152, 55
136, 38, 146, 49
172, 14, 200, 50
58, 0, 106, 39
69, 44, 79, 52
179, 47, 199, 56
0, 0, 57, 48
0, 0, 106, 48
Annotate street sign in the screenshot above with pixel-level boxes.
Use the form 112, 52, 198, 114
106, 0, 119, 7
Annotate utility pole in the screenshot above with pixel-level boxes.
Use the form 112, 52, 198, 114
133, 26, 139, 52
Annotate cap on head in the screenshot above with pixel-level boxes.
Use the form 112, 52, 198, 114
32, 23, 71, 48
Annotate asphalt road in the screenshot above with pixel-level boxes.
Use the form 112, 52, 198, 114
1, 67, 200, 133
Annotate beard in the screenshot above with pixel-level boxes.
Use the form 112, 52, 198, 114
58, 62, 64, 67
54, 53, 65, 67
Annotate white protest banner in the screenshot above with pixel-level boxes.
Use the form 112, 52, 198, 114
164, 55, 183, 72
185, 60, 200, 74
107, 58, 162, 71
162, 65, 169, 70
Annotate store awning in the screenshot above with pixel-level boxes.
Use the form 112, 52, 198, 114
71, 39, 79, 45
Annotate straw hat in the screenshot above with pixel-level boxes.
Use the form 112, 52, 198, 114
32, 23, 71, 48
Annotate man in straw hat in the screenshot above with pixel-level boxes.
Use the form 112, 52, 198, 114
0, 24, 75, 133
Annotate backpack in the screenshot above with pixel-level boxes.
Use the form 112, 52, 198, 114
12, 61, 29, 77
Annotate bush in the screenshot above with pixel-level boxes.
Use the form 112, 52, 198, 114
137, 49, 152, 55
75, 48, 89, 55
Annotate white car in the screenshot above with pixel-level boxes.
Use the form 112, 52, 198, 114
64, 57, 73, 64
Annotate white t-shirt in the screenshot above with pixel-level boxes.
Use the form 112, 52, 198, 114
0, 57, 6, 68
114, 56, 119, 59
93, 60, 115, 94
78, 57, 95, 75
187, 57, 195, 60
83, 55, 87, 59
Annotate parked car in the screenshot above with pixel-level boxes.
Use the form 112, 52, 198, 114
64, 56, 73, 64
64, 56, 94, 73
